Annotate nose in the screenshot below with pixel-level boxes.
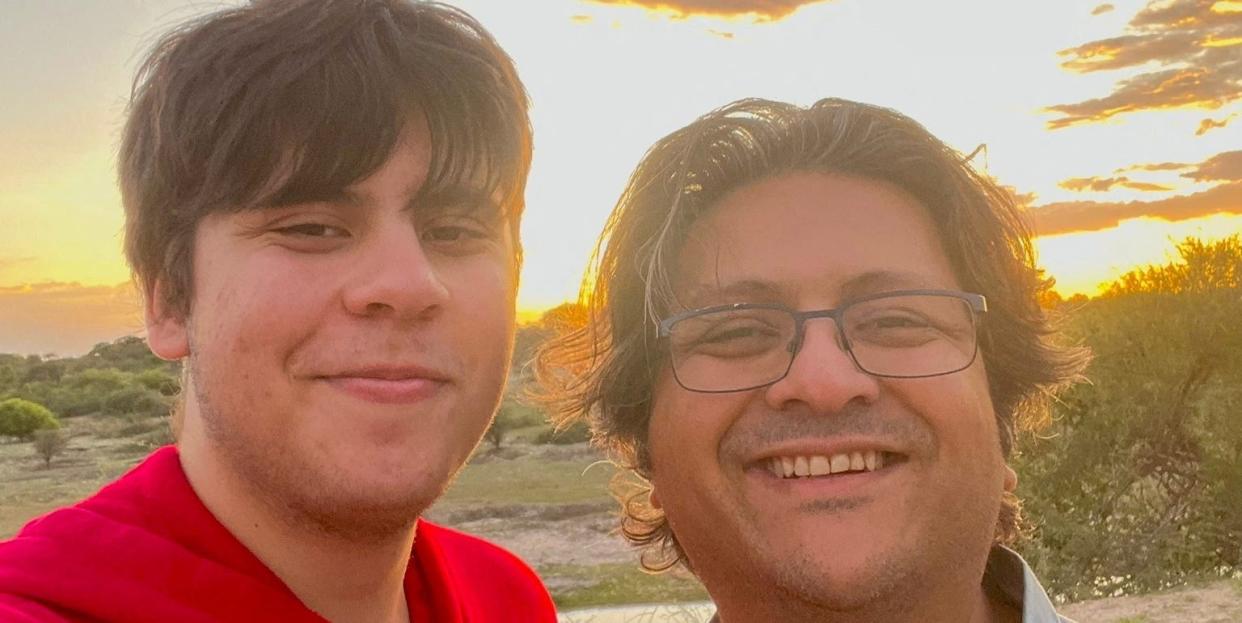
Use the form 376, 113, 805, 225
341, 223, 449, 322
763, 318, 880, 413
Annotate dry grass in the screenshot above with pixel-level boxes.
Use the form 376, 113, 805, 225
0, 414, 164, 538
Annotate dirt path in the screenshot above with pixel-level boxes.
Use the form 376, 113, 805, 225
1060, 580, 1242, 622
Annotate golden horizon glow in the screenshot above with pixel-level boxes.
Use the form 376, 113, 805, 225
1210, 1, 1242, 14
1035, 213, 1242, 297
3, 0, 1241, 355
1202, 36, 1242, 47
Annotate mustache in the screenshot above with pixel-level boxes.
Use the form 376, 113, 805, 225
720, 403, 935, 455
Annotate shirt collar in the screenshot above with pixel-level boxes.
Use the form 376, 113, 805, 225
985, 545, 1074, 623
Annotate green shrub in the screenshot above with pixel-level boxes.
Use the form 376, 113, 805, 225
484, 398, 546, 449
32, 428, 68, 468
44, 386, 103, 417
134, 368, 180, 396
102, 386, 169, 418
1016, 286, 1242, 600
0, 398, 61, 440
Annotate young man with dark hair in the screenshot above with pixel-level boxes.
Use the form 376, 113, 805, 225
541, 98, 1089, 622
0, 1, 555, 621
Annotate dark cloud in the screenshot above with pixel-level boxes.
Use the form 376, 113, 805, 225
1045, 0, 1242, 129
0, 282, 143, 356
584, 0, 834, 21
1030, 180, 1242, 236
1195, 114, 1236, 135
1181, 150, 1242, 182
1092, 3, 1115, 16
1059, 176, 1174, 192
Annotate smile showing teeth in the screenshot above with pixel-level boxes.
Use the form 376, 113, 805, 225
768, 450, 887, 478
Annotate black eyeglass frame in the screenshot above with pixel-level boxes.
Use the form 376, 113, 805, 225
656, 288, 989, 394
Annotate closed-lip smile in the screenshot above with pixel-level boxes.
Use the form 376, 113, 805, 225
317, 365, 450, 404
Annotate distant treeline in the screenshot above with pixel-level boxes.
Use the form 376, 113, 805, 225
0, 337, 178, 425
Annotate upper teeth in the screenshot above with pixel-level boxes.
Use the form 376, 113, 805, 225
769, 451, 885, 478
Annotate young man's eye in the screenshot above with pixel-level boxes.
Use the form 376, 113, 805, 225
422, 224, 479, 242
275, 223, 349, 238
421, 222, 490, 244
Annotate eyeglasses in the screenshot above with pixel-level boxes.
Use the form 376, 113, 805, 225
657, 289, 987, 393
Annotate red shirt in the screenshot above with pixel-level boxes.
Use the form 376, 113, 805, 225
0, 446, 556, 622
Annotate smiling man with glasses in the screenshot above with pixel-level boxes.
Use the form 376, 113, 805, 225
541, 98, 1089, 622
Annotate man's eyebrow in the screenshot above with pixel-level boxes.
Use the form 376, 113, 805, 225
679, 271, 951, 310
677, 280, 784, 309
839, 271, 945, 298
416, 186, 501, 215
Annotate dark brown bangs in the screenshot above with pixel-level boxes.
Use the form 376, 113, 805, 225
215, 2, 531, 218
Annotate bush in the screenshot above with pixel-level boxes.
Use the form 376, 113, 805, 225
44, 386, 103, 417
484, 398, 545, 449
0, 398, 61, 441
103, 386, 169, 418
134, 368, 180, 396
32, 428, 68, 468
1015, 286, 1242, 600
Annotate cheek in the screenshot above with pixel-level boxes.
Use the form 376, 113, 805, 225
912, 369, 1004, 470
448, 261, 515, 353
191, 260, 329, 367
647, 369, 690, 453
647, 370, 739, 473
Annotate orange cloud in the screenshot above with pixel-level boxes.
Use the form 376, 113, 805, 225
1001, 185, 1038, 207
571, 14, 594, 24
1059, 176, 1175, 192
1045, 0, 1242, 129
708, 28, 736, 38
583, 0, 833, 21
0, 282, 143, 356
1034, 150, 1242, 234
1195, 113, 1237, 134
1181, 149, 1242, 181
1115, 161, 1192, 173
1030, 180, 1242, 235
1092, 3, 1116, 15
1125, 180, 1179, 192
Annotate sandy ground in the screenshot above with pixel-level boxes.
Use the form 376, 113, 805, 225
1060, 580, 1242, 622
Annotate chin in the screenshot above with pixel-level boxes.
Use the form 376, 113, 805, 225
741, 535, 914, 611
287, 480, 439, 541
768, 558, 906, 613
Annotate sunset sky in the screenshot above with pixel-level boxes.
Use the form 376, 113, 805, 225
1, 0, 1239, 355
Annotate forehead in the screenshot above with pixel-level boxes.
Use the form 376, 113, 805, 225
672, 172, 961, 306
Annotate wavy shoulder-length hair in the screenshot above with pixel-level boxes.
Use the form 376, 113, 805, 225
538, 97, 1089, 572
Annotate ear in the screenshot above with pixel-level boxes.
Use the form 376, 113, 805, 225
144, 281, 190, 361
1003, 464, 1018, 493
648, 485, 662, 510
